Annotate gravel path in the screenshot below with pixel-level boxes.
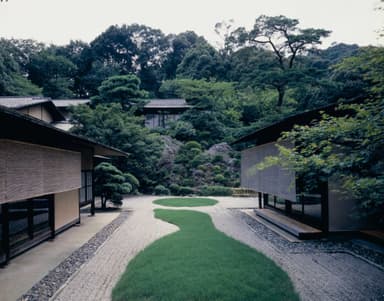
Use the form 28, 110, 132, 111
26, 196, 383, 301
19, 211, 130, 301
52, 196, 177, 301
196, 204, 384, 301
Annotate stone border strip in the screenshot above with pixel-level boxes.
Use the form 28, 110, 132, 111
19, 210, 131, 301
238, 210, 384, 269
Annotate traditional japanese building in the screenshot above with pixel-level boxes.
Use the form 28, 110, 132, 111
143, 99, 191, 129
235, 103, 374, 238
0, 105, 126, 264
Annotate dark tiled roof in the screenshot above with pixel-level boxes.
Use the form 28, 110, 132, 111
144, 99, 191, 109
0, 105, 127, 157
52, 99, 90, 107
233, 101, 356, 147
0, 96, 66, 122
0, 96, 49, 109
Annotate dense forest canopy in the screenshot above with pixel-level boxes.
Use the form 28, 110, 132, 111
1, 14, 382, 213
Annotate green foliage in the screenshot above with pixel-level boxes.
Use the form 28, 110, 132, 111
160, 78, 242, 146
260, 99, 384, 222
96, 74, 148, 107
28, 50, 77, 98
154, 185, 170, 196
169, 183, 180, 195
0, 39, 42, 96
167, 120, 196, 141
70, 103, 163, 191
1, 18, 382, 207
153, 197, 217, 207
332, 46, 384, 99
200, 185, 233, 196
112, 209, 299, 301
175, 141, 203, 165
260, 46, 384, 222
124, 172, 140, 193
176, 43, 225, 80
163, 31, 206, 79
177, 186, 196, 196
229, 15, 330, 107
94, 162, 132, 209
90, 24, 169, 93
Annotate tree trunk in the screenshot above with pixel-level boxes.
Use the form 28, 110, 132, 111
277, 86, 285, 107
101, 196, 107, 210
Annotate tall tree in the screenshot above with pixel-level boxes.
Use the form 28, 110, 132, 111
0, 39, 41, 96
95, 74, 148, 108
230, 15, 330, 106
163, 31, 205, 79
90, 24, 169, 93
28, 50, 77, 98
70, 103, 163, 191
260, 46, 384, 223
176, 43, 225, 80
53, 40, 93, 98
159, 79, 241, 146
94, 162, 133, 209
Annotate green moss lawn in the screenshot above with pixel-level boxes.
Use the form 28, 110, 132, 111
112, 209, 299, 301
153, 197, 218, 207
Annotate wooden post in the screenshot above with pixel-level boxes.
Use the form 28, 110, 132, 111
263, 193, 269, 208
320, 181, 329, 233
258, 192, 262, 209
27, 200, 34, 239
48, 195, 55, 239
91, 171, 95, 216
285, 200, 292, 214
2, 204, 10, 264
274, 195, 277, 207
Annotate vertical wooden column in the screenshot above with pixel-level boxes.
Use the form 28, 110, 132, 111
285, 200, 292, 214
263, 193, 269, 208
258, 192, 263, 208
2, 203, 10, 264
48, 195, 55, 239
27, 200, 34, 239
91, 171, 95, 216
320, 181, 329, 233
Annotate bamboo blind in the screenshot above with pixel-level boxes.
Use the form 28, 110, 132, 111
241, 141, 296, 201
0, 140, 81, 203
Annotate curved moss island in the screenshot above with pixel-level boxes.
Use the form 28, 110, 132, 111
153, 197, 218, 207
112, 209, 299, 301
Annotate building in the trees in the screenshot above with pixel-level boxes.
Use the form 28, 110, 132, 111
143, 99, 191, 129
0, 105, 125, 265
0, 97, 90, 131
0, 96, 65, 124
52, 99, 90, 130
234, 103, 374, 239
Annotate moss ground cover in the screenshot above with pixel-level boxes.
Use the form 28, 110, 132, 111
112, 209, 299, 301
153, 197, 218, 207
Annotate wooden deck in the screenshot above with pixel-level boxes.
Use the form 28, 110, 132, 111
360, 230, 384, 245
255, 209, 322, 239
232, 188, 258, 197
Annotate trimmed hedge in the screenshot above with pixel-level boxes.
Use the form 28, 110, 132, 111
154, 185, 170, 195
199, 185, 233, 196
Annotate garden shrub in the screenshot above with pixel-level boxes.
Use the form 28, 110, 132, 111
154, 185, 170, 195
169, 183, 180, 195
214, 174, 227, 185
178, 186, 195, 196
200, 185, 233, 196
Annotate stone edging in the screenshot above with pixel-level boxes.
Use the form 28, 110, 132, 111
19, 210, 130, 301
238, 210, 384, 269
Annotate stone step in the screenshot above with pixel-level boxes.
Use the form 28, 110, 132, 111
255, 208, 322, 239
